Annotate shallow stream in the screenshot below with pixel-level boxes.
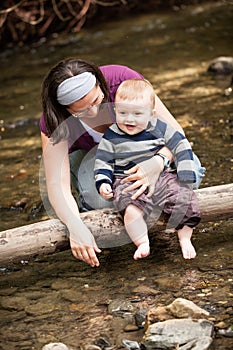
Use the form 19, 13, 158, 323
0, 1, 232, 349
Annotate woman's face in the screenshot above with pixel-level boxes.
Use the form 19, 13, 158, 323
67, 85, 104, 120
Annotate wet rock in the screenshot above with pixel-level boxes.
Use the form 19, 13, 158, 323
122, 312, 136, 325
25, 301, 59, 316
202, 304, 216, 314
4, 329, 32, 342
122, 339, 141, 350
135, 309, 147, 328
145, 306, 171, 327
23, 290, 47, 301
0, 309, 26, 325
11, 197, 30, 209
207, 56, 233, 75
17, 340, 34, 348
142, 319, 214, 350
123, 324, 139, 332
51, 279, 78, 290
0, 295, 28, 311
132, 286, 160, 296
23, 291, 61, 316
218, 325, 233, 337
108, 299, 135, 317
95, 337, 112, 349
60, 289, 83, 303
216, 321, 228, 329
84, 346, 102, 350
0, 287, 18, 296
154, 276, 182, 290
177, 336, 213, 350
28, 200, 46, 220
145, 298, 209, 328
42, 343, 70, 350
68, 302, 91, 312
110, 316, 135, 338
166, 298, 210, 318
224, 85, 232, 96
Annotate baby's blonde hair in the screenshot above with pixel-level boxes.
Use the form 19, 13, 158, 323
115, 79, 155, 109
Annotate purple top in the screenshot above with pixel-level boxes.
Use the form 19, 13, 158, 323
39, 64, 144, 153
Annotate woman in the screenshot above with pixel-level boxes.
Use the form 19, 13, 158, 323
40, 58, 205, 267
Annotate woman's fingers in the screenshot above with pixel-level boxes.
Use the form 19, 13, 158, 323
122, 166, 143, 183
122, 157, 163, 198
122, 181, 149, 200
69, 220, 102, 267
80, 247, 100, 267
123, 180, 144, 192
71, 242, 101, 267
124, 164, 139, 175
130, 184, 148, 200
146, 184, 155, 198
121, 173, 140, 183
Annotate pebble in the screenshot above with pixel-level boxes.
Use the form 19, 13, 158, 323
135, 309, 147, 328
216, 321, 228, 329
122, 339, 140, 350
95, 337, 112, 349
218, 326, 233, 338
123, 324, 139, 332
85, 346, 102, 350
42, 343, 70, 350
108, 299, 135, 316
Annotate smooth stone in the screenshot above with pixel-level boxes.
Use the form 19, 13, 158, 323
108, 299, 135, 316
123, 324, 139, 332
42, 343, 70, 350
207, 56, 233, 75
166, 298, 209, 318
142, 318, 214, 350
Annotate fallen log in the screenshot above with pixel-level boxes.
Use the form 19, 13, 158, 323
0, 183, 232, 264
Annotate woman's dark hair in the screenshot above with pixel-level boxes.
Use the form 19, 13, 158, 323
41, 58, 109, 143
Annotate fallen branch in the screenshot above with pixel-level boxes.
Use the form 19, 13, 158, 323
0, 183, 232, 264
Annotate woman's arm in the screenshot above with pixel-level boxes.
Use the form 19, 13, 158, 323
41, 132, 101, 267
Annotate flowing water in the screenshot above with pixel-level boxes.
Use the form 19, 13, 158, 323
0, 1, 233, 349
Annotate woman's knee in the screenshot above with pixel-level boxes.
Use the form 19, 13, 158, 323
70, 148, 113, 210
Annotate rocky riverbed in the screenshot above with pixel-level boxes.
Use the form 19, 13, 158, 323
0, 220, 232, 350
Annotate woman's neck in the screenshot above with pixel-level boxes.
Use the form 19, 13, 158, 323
79, 107, 113, 133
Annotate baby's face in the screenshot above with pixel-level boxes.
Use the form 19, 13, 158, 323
115, 96, 153, 135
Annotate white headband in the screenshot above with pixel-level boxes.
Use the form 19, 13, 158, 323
57, 72, 96, 105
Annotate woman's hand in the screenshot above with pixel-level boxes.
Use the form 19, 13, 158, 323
68, 220, 101, 267
121, 156, 164, 200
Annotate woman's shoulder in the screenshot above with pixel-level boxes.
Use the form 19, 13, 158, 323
99, 64, 144, 102
99, 64, 144, 80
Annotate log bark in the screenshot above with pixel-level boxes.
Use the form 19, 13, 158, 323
0, 183, 232, 264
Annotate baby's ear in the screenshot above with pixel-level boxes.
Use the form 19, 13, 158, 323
152, 108, 156, 117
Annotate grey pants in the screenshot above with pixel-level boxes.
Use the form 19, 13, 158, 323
69, 147, 113, 211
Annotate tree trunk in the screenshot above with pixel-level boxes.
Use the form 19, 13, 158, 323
0, 183, 232, 264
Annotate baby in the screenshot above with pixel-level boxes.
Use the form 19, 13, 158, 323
94, 79, 200, 260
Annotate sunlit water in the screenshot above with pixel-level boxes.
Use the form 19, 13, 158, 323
0, 1, 233, 349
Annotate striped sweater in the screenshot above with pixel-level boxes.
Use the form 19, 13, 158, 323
94, 118, 197, 191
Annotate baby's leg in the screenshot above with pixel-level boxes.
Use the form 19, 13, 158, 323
124, 204, 150, 260
177, 225, 196, 259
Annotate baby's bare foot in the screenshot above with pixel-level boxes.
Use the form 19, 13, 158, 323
134, 242, 150, 260
179, 239, 196, 259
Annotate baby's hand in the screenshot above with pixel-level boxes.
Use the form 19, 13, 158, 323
99, 183, 113, 199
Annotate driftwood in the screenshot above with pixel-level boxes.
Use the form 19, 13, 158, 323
0, 183, 233, 264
